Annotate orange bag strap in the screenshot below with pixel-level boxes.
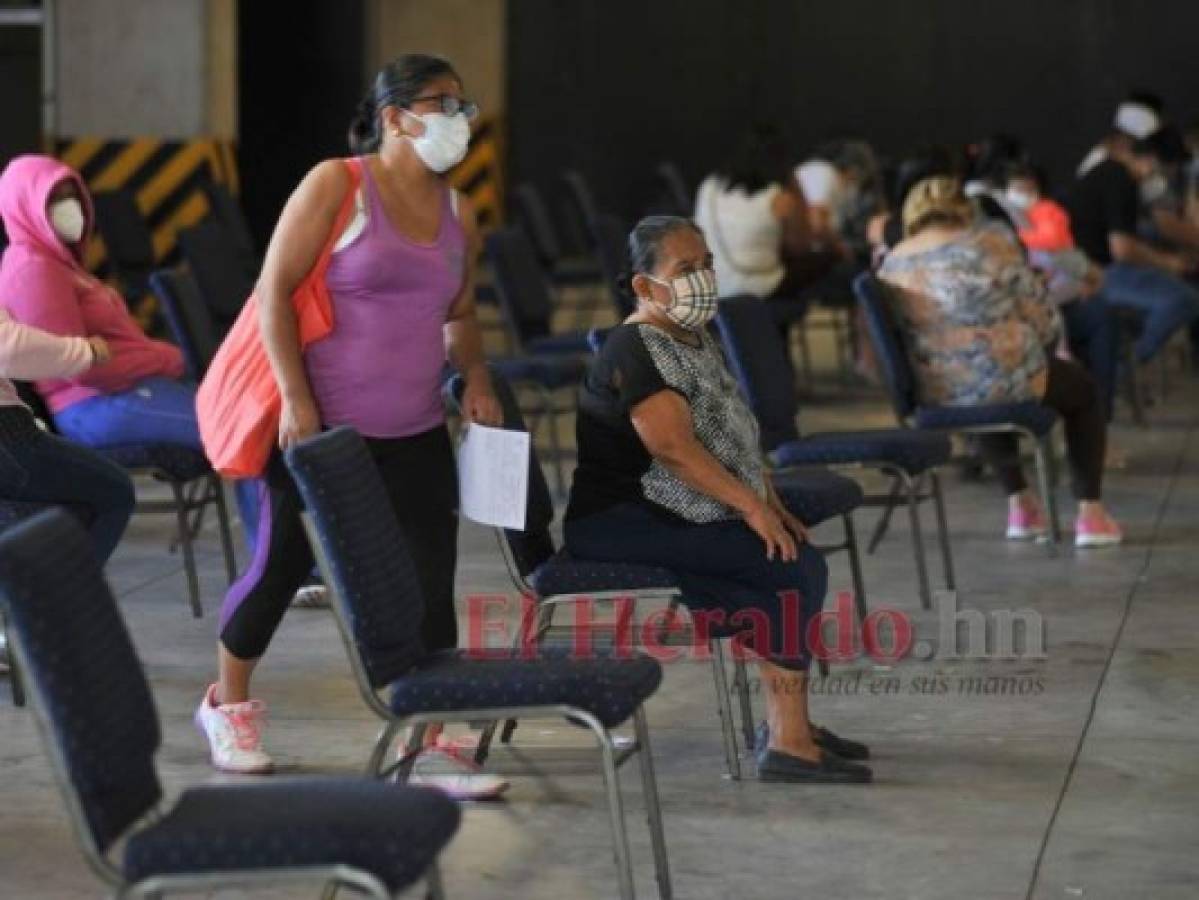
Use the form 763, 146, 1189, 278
313, 157, 364, 270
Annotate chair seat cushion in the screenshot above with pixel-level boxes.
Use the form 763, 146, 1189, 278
99, 444, 213, 481
770, 468, 864, 526
491, 355, 587, 390
915, 403, 1057, 436
770, 429, 952, 474
531, 549, 679, 597
123, 779, 459, 892
389, 647, 663, 728
525, 332, 592, 356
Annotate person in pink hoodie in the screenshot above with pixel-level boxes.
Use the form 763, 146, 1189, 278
0, 308, 134, 562
0, 155, 257, 543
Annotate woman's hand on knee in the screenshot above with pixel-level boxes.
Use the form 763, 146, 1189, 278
744, 500, 799, 562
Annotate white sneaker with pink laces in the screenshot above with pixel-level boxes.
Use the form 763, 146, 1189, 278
406, 736, 509, 801
1006, 505, 1048, 541
1075, 513, 1123, 548
194, 684, 274, 774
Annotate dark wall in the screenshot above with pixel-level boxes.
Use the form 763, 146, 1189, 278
238, 0, 365, 250
507, 0, 1199, 220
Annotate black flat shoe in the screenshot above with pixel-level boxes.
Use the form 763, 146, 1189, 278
757, 749, 873, 784
814, 726, 871, 761
754, 721, 872, 762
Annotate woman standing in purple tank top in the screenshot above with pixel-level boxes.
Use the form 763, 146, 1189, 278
195, 55, 504, 794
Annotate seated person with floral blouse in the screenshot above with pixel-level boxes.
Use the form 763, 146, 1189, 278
564, 215, 872, 784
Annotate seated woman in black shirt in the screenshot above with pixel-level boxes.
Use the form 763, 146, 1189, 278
565, 215, 871, 784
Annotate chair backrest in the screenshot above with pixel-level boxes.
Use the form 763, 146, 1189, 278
91, 189, 154, 299
511, 182, 564, 266
0, 510, 162, 858
657, 162, 693, 217
200, 181, 259, 270
285, 428, 430, 689
444, 368, 556, 580
178, 219, 254, 324
853, 272, 918, 421
560, 169, 600, 245
484, 227, 556, 342
591, 214, 636, 318
149, 269, 219, 379
586, 326, 613, 354
713, 295, 802, 452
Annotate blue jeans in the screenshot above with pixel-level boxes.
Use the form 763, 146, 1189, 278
53, 377, 258, 550
565, 503, 827, 671
0, 406, 135, 562
1060, 297, 1119, 421
1099, 263, 1199, 363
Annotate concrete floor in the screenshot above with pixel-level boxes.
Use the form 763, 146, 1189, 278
2, 346, 1197, 899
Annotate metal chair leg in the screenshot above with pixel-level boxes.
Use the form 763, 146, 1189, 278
901, 472, 932, 610
1121, 327, 1146, 426
210, 476, 238, 586
170, 481, 203, 618
319, 881, 339, 900
867, 475, 903, 554
709, 639, 742, 780
929, 471, 956, 591
2, 621, 24, 707
633, 707, 673, 899
1033, 437, 1061, 552
537, 384, 566, 498
842, 513, 869, 625
597, 728, 636, 900
732, 651, 756, 752
425, 861, 447, 900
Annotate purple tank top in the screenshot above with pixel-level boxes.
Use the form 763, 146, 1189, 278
306, 161, 466, 438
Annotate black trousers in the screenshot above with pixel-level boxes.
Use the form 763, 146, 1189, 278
977, 357, 1106, 502
219, 425, 459, 660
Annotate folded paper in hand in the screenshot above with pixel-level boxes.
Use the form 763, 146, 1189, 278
457, 424, 530, 530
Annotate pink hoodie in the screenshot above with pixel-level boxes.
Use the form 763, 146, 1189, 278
0, 155, 183, 414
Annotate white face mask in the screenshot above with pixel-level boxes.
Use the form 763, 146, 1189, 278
49, 198, 85, 243
404, 111, 471, 173
647, 268, 720, 330
1005, 188, 1038, 211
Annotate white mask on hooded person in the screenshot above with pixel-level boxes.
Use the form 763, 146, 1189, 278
403, 111, 471, 173
48, 198, 85, 244
1004, 188, 1038, 211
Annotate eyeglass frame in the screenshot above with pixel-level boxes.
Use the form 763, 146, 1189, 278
406, 94, 480, 121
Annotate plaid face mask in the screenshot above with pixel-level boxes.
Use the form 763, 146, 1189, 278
649, 268, 719, 329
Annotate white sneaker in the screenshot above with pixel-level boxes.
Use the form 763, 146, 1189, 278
194, 684, 274, 774
291, 584, 329, 608
407, 742, 510, 801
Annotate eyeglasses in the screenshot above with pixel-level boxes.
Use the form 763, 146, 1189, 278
408, 94, 479, 121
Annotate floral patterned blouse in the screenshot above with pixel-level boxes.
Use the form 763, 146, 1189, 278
878, 222, 1062, 406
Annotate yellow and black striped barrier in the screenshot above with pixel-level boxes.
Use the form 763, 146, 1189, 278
449, 117, 503, 230
54, 136, 238, 278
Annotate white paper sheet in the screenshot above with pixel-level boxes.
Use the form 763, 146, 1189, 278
457, 424, 530, 531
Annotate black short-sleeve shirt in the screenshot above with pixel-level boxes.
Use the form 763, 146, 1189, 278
1065, 159, 1139, 265
565, 323, 766, 524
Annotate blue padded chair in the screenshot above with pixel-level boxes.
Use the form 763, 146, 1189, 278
13, 382, 237, 618
655, 162, 693, 218
0, 509, 459, 899
0, 498, 68, 707
511, 181, 604, 291
854, 272, 1062, 547
715, 294, 955, 609
592, 214, 637, 318
150, 269, 221, 380
286, 428, 672, 900
447, 368, 771, 780
91, 188, 155, 310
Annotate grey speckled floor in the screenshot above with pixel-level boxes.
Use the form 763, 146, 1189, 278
2, 333, 1197, 899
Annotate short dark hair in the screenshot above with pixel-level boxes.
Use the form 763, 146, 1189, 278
348, 54, 461, 154
716, 124, 790, 194
1135, 125, 1190, 164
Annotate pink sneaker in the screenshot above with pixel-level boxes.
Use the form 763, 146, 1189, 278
1006, 505, 1048, 541
406, 739, 509, 801
1075, 513, 1123, 548
194, 684, 274, 774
